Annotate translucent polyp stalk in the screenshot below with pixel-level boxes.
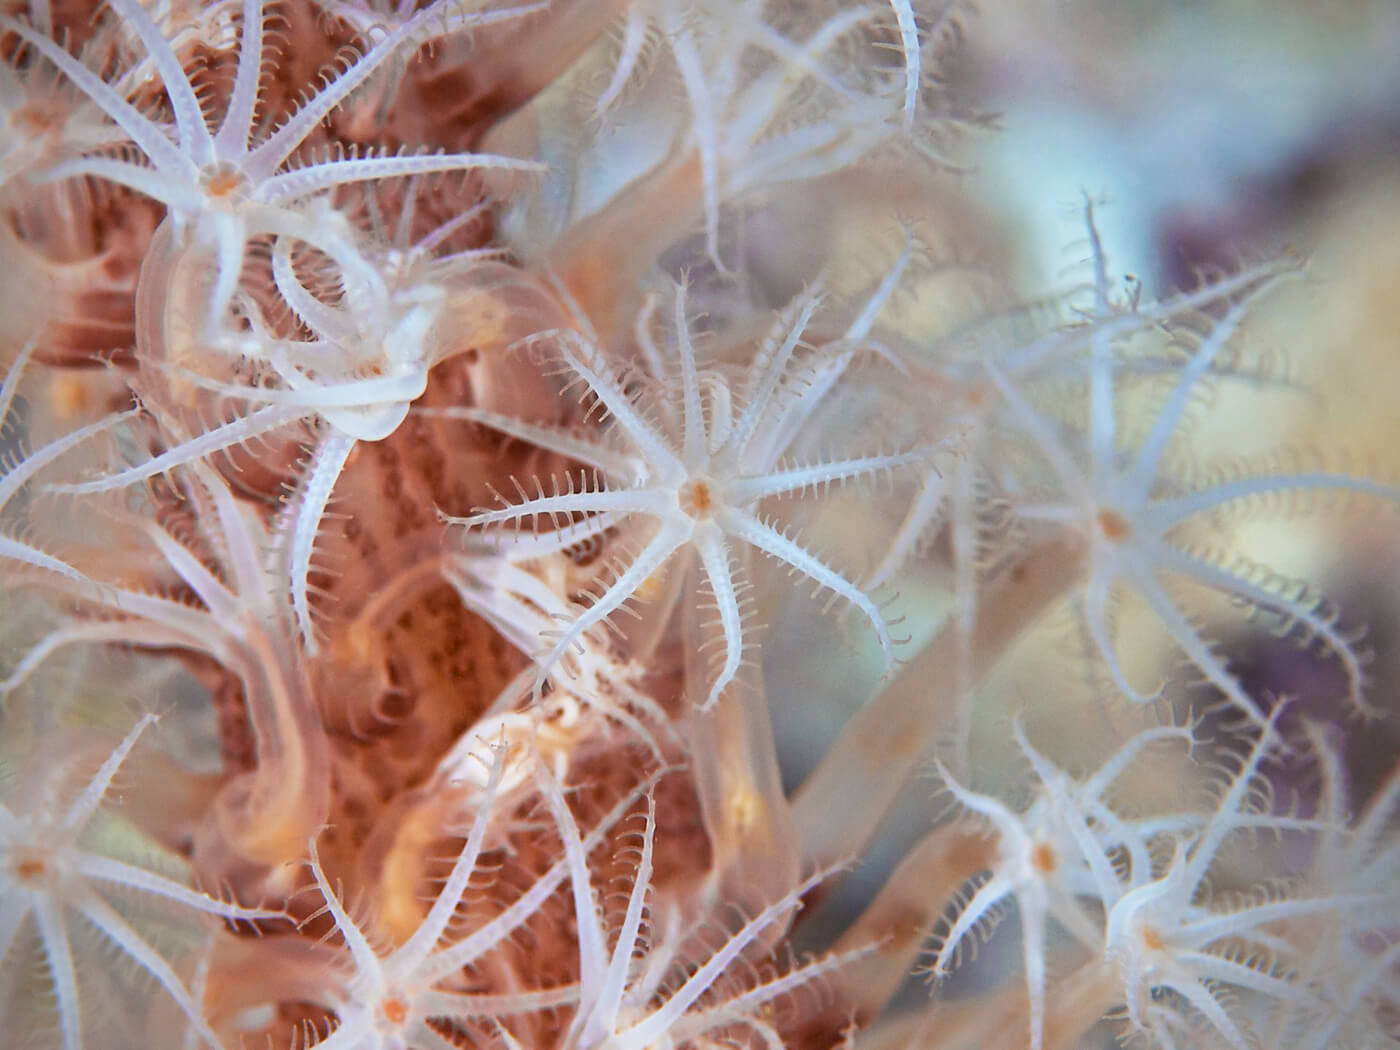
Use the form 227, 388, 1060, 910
213, 622, 331, 868
132, 218, 239, 414
544, 153, 704, 343
794, 536, 1087, 870
131, 221, 330, 869
988, 961, 1123, 1050
201, 932, 340, 1036
436, 264, 569, 369
468, 0, 630, 123
682, 549, 800, 910
113, 748, 222, 855
833, 822, 995, 1022
880, 959, 1120, 1050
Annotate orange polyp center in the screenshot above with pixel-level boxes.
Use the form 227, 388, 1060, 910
679, 478, 715, 518
13, 103, 59, 134
13, 852, 48, 882
1140, 925, 1165, 951
1030, 842, 1057, 873
48, 374, 94, 420
1097, 508, 1131, 541
206, 169, 243, 197
380, 998, 408, 1025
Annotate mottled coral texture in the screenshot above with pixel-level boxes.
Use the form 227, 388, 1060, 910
1, 2, 1398, 1050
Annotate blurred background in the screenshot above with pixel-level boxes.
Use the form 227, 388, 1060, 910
763, 0, 1400, 1006
953, 0, 1400, 782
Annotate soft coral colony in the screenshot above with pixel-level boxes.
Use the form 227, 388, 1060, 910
0, 0, 1397, 1048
